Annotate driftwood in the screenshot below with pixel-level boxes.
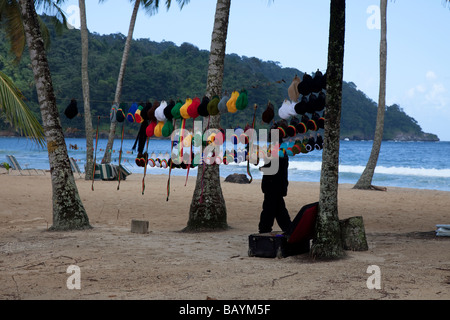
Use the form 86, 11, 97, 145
339, 216, 369, 251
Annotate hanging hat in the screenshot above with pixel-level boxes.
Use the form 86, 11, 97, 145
296, 114, 309, 134
163, 99, 175, 121
148, 100, 159, 122
183, 134, 193, 148
135, 153, 146, 168
288, 75, 301, 102
291, 139, 302, 155
116, 106, 126, 123
197, 96, 210, 117
298, 73, 313, 96
315, 135, 324, 150
64, 98, 78, 119
226, 91, 239, 113
110, 104, 118, 123
305, 137, 315, 152
318, 113, 325, 129
187, 96, 201, 118
134, 103, 145, 123
306, 94, 317, 114
287, 117, 299, 137
179, 97, 193, 119
315, 91, 326, 112
312, 70, 324, 93
127, 102, 138, 123
262, 101, 275, 124
141, 101, 151, 122
276, 119, 289, 139
294, 95, 308, 115
162, 120, 174, 137
287, 100, 297, 118
171, 100, 183, 120
217, 95, 229, 114
207, 95, 220, 116
278, 99, 291, 120
153, 121, 164, 137
155, 100, 167, 122
235, 89, 249, 110
146, 120, 157, 137
307, 112, 320, 131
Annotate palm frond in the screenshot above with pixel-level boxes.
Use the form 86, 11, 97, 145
0, 70, 45, 147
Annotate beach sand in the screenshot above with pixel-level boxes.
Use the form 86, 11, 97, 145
0, 169, 449, 300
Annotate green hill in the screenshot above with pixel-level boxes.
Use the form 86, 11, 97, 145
0, 17, 439, 141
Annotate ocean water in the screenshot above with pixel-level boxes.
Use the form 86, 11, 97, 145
1, 136, 450, 192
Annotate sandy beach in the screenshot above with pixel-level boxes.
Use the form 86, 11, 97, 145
0, 169, 449, 301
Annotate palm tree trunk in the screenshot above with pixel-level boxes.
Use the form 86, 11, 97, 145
19, 0, 91, 231
184, 0, 231, 231
353, 0, 387, 190
102, 0, 141, 164
79, 0, 94, 180
311, 0, 346, 259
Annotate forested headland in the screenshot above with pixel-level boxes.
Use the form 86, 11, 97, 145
0, 16, 439, 141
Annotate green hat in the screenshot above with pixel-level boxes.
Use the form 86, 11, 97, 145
171, 100, 183, 120
162, 120, 174, 137
235, 89, 249, 110
207, 95, 220, 116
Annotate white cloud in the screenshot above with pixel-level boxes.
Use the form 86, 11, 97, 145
425, 70, 437, 81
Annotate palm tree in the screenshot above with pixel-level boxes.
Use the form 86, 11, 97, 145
18, 0, 90, 230
0, 0, 68, 63
78, 0, 94, 180
353, 0, 387, 191
184, 0, 231, 231
311, 0, 346, 259
0, 70, 45, 146
101, 0, 190, 164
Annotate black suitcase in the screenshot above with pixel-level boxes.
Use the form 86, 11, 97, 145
248, 231, 310, 258
248, 202, 319, 258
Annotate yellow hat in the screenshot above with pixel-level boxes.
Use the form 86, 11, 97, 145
179, 98, 192, 119
154, 121, 165, 137
226, 91, 239, 113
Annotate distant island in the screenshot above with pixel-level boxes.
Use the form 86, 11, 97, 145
0, 15, 438, 142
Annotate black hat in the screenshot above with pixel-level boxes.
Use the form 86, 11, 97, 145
318, 113, 325, 129
305, 137, 315, 152
197, 96, 210, 117
307, 112, 320, 131
306, 94, 317, 114
315, 91, 326, 112
315, 135, 323, 150
262, 101, 275, 124
294, 95, 308, 115
312, 70, 324, 93
287, 117, 299, 137
64, 99, 78, 119
297, 73, 313, 96
163, 99, 175, 121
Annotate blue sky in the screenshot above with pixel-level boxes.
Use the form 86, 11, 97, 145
59, 0, 450, 141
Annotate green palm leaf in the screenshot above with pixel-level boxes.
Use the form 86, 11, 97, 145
0, 70, 45, 147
